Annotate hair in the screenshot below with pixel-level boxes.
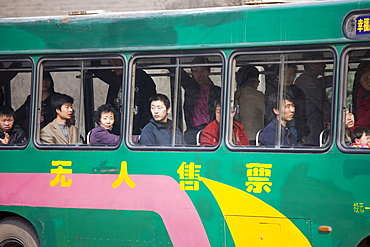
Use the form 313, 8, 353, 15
351, 126, 370, 143
267, 93, 294, 116
191, 56, 211, 72
302, 52, 325, 70
277, 64, 298, 74
236, 65, 259, 88
43, 71, 55, 93
94, 104, 117, 124
51, 93, 74, 114
149, 93, 170, 109
0, 105, 15, 118
214, 98, 221, 110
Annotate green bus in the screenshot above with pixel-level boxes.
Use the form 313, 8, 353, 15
0, 0, 370, 246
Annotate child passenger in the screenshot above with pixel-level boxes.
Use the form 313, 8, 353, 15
350, 126, 370, 148
89, 104, 120, 145
0, 105, 26, 145
344, 108, 355, 146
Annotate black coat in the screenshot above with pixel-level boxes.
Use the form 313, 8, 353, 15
0, 125, 26, 145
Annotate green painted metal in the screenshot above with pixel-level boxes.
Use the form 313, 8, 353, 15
0, 0, 367, 54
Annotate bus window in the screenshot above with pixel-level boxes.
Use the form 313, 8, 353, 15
229, 49, 334, 149
129, 54, 223, 148
342, 48, 370, 149
36, 56, 124, 147
0, 58, 32, 147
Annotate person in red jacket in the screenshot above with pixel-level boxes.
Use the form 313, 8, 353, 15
353, 63, 370, 129
200, 100, 249, 146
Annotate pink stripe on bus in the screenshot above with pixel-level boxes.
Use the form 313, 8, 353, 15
0, 173, 210, 247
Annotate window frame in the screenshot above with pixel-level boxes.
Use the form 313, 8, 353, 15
0, 56, 33, 149
34, 54, 126, 150
126, 51, 226, 151
226, 46, 337, 153
338, 44, 370, 153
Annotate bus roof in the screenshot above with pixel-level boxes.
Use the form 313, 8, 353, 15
0, 0, 368, 54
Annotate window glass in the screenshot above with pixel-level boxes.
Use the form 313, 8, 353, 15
0, 58, 32, 147
343, 48, 370, 149
36, 57, 123, 147
230, 49, 334, 149
129, 54, 223, 147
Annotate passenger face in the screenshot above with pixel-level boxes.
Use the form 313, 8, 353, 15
191, 67, 210, 87
281, 99, 295, 122
215, 106, 221, 123
314, 62, 326, 76
345, 110, 354, 129
356, 132, 370, 146
251, 77, 260, 89
42, 78, 51, 92
56, 103, 73, 121
360, 70, 370, 91
0, 115, 14, 133
99, 111, 115, 130
151, 100, 170, 123
283, 66, 296, 87
109, 59, 123, 76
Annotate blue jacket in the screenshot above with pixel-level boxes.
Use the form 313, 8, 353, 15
260, 119, 298, 146
140, 119, 186, 146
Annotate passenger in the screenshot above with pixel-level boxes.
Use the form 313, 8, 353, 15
15, 71, 56, 134
234, 65, 265, 145
350, 126, 370, 148
92, 59, 157, 135
200, 100, 249, 146
89, 104, 120, 145
40, 93, 78, 144
260, 93, 298, 146
0, 105, 26, 145
0, 62, 20, 106
265, 64, 309, 144
344, 108, 355, 146
352, 62, 370, 129
295, 52, 331, 146
180, 56, 221, 145
140, 93, 186, 146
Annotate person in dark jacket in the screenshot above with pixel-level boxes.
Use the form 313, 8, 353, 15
91, 59, 157, 135
265, 64, 309, 144
0, 105, 26, 145
295, 52, 331, 146
140, 94, 186, 146
0, 62, 20, 106
260, 93, 298, 146
89, 104, 120, 145
15, 71, 56, 134
180, 56, 221, 144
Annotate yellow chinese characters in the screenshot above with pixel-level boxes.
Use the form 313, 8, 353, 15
245, 163, 272, 193
112, 161, 136, 188
357, 17, 370, 33
177, 162, 201, 191
50, 161, 73, 187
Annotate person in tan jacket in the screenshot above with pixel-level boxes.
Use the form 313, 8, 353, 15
40, 93, 77, 145
234, 65, 265, 145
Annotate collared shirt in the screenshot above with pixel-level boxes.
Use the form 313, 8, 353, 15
58, 124, 69, 141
